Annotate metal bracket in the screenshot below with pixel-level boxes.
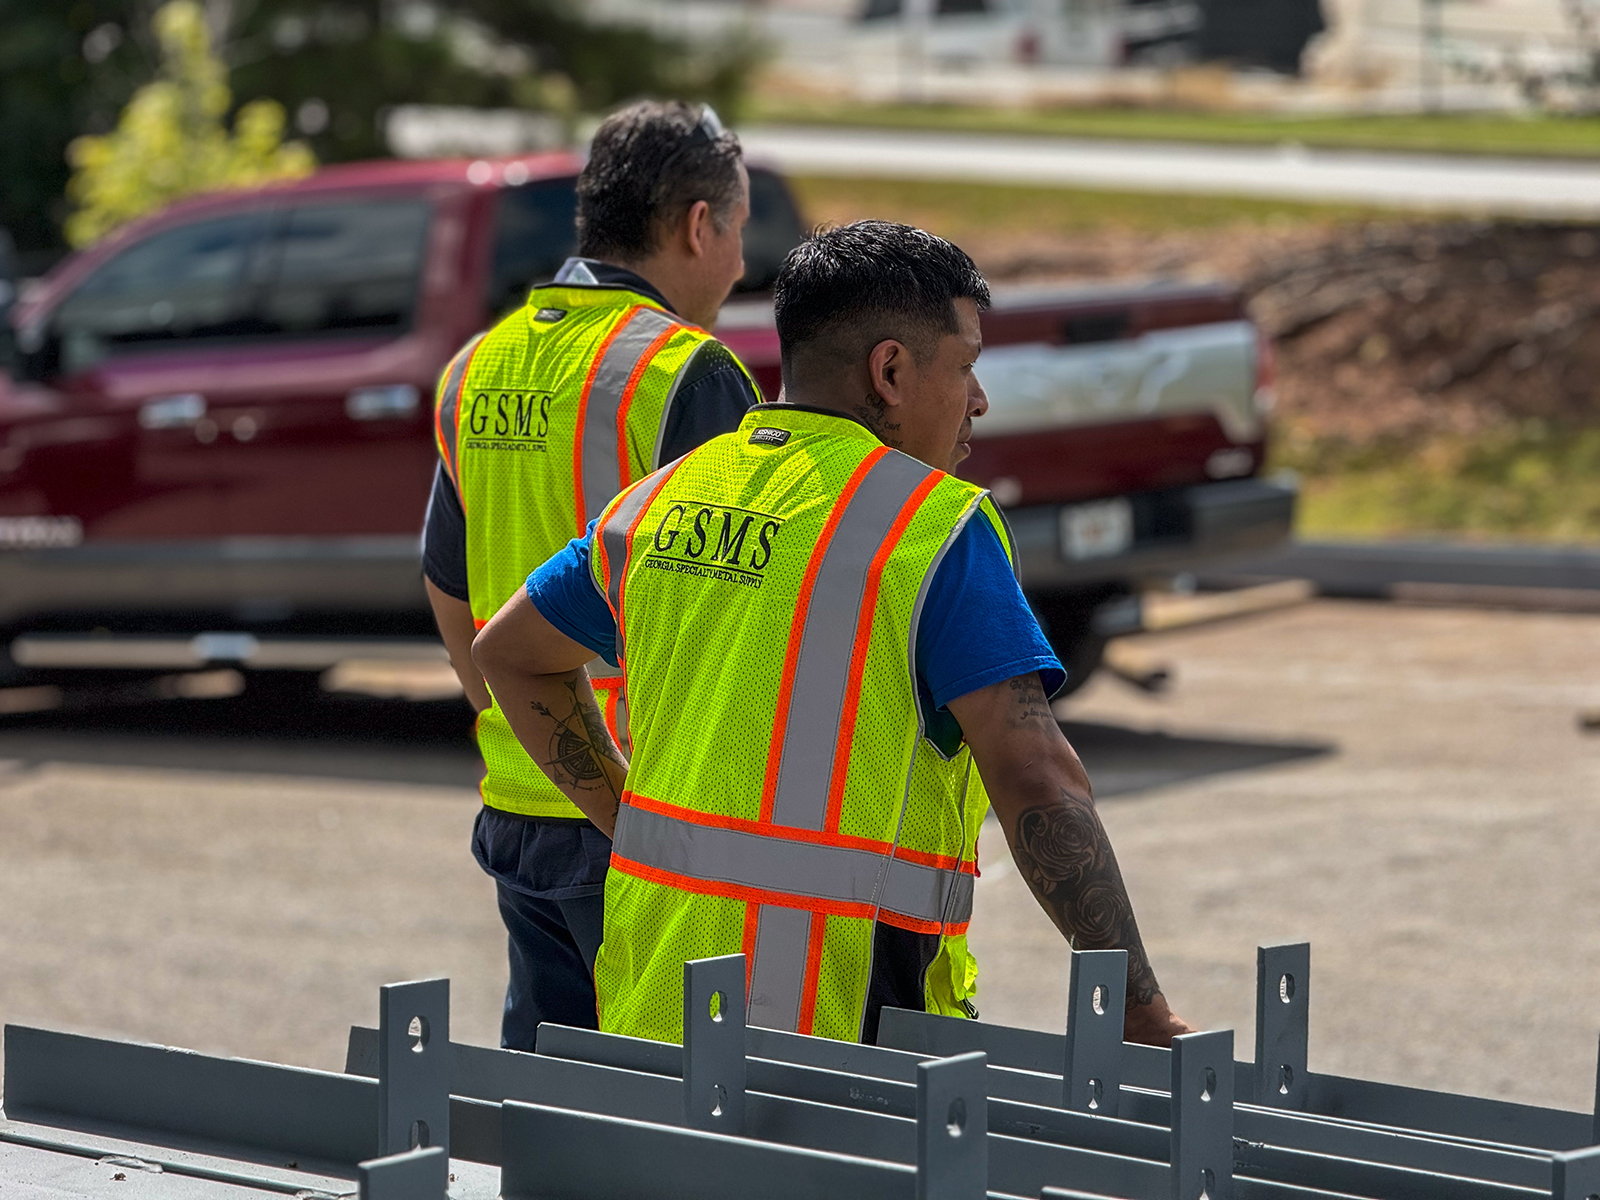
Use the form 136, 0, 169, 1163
1255, 943, 1309, 1110
358, 1146, 446, 1200
1171, 1030, 1235, 1200
1592, 1033, 1600, 1148
917, 1051, 988, 1200
1063, 949, 1127, 1118
377, 977, 450, 1197
1553, 1146, 1600, 1200
684, 955, 747, 1136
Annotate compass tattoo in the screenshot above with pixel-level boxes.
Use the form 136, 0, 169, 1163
530, 679, 626, 807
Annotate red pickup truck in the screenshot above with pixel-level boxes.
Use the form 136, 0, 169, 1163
0, 153, 1293, 695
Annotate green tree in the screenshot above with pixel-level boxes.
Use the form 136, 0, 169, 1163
64, 0, 314, 247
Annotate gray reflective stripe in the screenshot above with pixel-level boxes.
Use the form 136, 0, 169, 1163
611, 802, 972, 926
436, 332, 484, 488
769, 451, 935, 831
585, 656, 621, 684
597, 475, 667, 665
581, 308, 678, 520
748, 905, 811, 1032
614, 684, 631, 756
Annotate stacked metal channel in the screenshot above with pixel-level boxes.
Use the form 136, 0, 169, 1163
3, 942, 1598, 1199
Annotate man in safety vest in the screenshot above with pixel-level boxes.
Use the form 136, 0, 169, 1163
422, 101, 759, 1049
473, 221, 1192, 1046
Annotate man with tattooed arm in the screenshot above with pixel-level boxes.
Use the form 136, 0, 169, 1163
474, 221, 1192, 1046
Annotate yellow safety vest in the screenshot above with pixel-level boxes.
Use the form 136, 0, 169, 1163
435, 283, 751, 819
588, 406, 1015, 1042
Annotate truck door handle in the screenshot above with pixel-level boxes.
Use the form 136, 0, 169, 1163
346, 384, 420, 421
139, 393, 206, 429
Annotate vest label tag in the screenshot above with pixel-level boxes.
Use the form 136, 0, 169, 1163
748, 427, 791, 447
534, 308, 567, 322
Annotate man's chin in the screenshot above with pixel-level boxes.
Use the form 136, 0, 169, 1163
950, 441, 972, 469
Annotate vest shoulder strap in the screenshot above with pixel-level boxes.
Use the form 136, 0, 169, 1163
433, 331, 486, 494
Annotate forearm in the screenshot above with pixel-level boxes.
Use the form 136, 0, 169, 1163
485, 666, 628, 837
952, 674, 1160, 1009
425, 578, 491, 712
993, 773, 1160, 1010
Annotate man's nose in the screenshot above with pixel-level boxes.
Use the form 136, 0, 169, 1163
969, 373, 990, 418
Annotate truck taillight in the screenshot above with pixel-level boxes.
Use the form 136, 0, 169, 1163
1253, 329, 1278, 416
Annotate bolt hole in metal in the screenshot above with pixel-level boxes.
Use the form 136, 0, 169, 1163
408, 1120, 429, 1150
946, 1097, 967, 1138
1091, 983, 1107, 1016
1199, 1168, 1215, 1200
1086, 1077, 1103, 1111
710, 1083, 727, 1119
407, 1015, 428, 1053
1279, 1063, 1295, 1095
1200, 1066, 1216, 1102
709, 989, 724, 1023
1279, 972, 1295, 1004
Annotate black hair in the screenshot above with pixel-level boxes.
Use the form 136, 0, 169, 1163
772, 221, 990, 375
576, 100, 744, 262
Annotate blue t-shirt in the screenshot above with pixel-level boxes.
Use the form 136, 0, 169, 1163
528, 510, 1065, 745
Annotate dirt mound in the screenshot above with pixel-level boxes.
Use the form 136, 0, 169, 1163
968, 218, 1600, 452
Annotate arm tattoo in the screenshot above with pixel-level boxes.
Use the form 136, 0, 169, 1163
854, 392, 904, 449
1011, 792, 1161, 1008
530, 678, 626, 816
1006, 673, 1057, 728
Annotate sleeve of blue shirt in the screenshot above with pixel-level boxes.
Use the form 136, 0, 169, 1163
526, 517, 619, 666
525, 508, 1066, 741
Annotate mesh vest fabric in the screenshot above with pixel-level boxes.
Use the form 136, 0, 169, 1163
589, 407, 1016, 1043
435, 284, 750, 818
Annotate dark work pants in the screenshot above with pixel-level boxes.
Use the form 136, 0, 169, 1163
495, 884, 606, 1051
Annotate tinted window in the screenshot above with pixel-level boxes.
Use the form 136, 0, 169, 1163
490, 181, 578, 316
259, 200, 430, 336
735, 167, 805, 296
52, 213, 269, 374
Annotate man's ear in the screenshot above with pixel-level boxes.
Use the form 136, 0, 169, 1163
867, 339, 911, 409
682, 199, 713, 258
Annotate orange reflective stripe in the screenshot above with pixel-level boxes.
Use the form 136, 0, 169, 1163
797, 916, 828, 1036
824, 470, 943, 833
759, 447, 889, 824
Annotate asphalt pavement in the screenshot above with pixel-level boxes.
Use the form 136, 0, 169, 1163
739, 124, 1600, 217
1, 599, 1598, 1111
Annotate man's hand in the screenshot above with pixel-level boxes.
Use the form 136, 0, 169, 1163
1123, 991, 1195, 1048
472, 589, 627, 838
948, 672, 1189, 1045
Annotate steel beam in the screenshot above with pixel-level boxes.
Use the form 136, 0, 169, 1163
377, 979, 450, 1180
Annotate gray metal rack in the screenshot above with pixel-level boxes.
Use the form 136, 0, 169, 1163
3, 942, 1598, 1199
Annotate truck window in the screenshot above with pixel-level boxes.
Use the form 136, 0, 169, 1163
485, 165, 805, 316
259, 199, 431, 337
49, 213, 269, 375
489, 180, 579, 317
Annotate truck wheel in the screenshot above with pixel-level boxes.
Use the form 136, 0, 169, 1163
1028, 586, 1123, 700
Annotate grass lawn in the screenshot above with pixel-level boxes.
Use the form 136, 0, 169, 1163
1280, 427, 1600, 544
755, 97, 1600, 160
787, 174, 1379, 239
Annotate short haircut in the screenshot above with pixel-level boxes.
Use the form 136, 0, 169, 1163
576, 100, 744, 262
773, 221, 990, 376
